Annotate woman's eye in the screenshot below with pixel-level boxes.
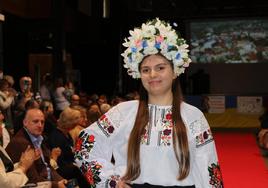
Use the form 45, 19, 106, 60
141, 68, 149, 73
156, 66, 165, 71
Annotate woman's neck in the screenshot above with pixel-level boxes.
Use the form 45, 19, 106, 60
148, 92, 173, 106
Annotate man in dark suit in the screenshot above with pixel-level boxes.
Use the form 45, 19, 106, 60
6, 108, 67, 188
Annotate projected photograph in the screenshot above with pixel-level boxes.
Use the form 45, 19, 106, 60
189, 19, 268, 63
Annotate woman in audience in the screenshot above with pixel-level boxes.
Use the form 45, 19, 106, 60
69, 105, 88, 144
47, 107, 89, 188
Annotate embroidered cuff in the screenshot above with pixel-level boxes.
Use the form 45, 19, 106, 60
105, 175, 120, 188
50, 158, 59, 169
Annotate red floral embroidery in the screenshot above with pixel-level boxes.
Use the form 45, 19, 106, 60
107, 126, 114, 133
141, 127, 149, 144
208, 163, 224, 188
196, 128, 214, 148
74, 138, 83, 151
74, 132, 95, 160
159, 111, 173, 146
98, 114, 115, 136
100, 114, 106, 121
81, 161, 102, 187
107, 175, 120, 188
88, 135, 95, 142
166, 113, 172, 120
163, 129, 171, 135
85, 168, 94, 185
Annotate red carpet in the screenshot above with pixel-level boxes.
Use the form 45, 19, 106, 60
214, 132, 268, 188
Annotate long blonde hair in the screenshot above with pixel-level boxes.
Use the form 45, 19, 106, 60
123, 77, 190, 181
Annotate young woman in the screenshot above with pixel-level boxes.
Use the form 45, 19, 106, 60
74, 18, 223, 188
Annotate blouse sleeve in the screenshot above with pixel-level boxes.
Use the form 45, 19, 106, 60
191, 114, 224, 188
74, 102, 134, 188
0, 161, 28, 188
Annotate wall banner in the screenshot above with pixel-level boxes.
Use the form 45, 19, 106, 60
202, 95, 226, 113
237, 96, 263, 114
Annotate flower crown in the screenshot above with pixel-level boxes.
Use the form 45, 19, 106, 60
121, 18, 192, 79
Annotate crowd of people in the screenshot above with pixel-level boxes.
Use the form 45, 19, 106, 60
0, 71, 140, 187
0, 18, 224, 188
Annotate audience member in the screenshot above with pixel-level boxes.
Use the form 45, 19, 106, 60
18, 76, 34, 101
0, 78, 16, 133
6, 108, 67, 187
1, 76, 17, 132
258, 107, 268, 149
70, 94, 80, 107
0, 110, 10, 148
78, 91, 90, 108
69, 105, 88, 143
63, 81, 75, 103
46, 107, 89, 188
87, 104, 102, 124
13, 76, 34, 125
40, 73, 53, 101
100, 103, 111, 114
53, 78, 70, 119
0, 145, 40, 188
97, 94, 108, 107
3, 75, 17, 97
258, 129, 268, 149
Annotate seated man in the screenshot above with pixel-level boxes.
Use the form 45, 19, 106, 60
6, 108, 67, 188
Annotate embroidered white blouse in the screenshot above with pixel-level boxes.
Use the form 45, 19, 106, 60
74, 100, 223, 188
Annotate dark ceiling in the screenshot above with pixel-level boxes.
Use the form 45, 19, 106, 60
1, 0, 268, 20
127, 0, 268, 18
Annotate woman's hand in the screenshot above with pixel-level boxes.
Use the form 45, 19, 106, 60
51, 147, 62, 161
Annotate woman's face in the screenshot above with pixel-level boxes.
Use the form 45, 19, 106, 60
140, 54, 176, 97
